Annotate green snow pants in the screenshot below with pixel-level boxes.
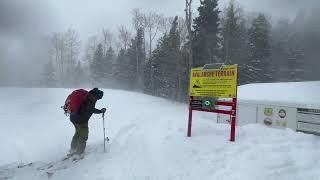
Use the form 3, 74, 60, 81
70, 122, 89, 155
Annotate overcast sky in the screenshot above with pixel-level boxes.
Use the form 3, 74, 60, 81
47, 0, 306, 36
1, 0, 312, 45
0, 0, 317, 86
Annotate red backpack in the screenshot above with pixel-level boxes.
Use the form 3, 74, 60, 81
63, 89, 89, 115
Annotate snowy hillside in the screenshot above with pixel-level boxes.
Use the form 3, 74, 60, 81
1, 87, 320, 180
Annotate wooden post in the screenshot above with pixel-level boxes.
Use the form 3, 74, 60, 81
187, 96, 193, 137
230, 98, 237, 142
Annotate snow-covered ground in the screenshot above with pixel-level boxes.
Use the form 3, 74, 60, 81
0, 84, 320, 180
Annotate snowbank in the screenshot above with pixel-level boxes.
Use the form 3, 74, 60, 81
238, 81, 320, 108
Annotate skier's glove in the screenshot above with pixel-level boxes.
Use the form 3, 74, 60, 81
101, 108, 106, 113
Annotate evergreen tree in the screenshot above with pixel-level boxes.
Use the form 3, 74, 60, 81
152, 16, 181, 99
222, 1, 246, 85
248, 13, 272, 83
192, 0, 221, 67
179, 45, 192, 102
90, 43, 104, 84
104, 46, 116, 80
271, 18, 290, 81
113, 48, 135, 89
292, 8, 319, 81
237, 18, 253, 85
271, 18, 305, 82
127, 28, 146, 90
287, 42, 305, 81
143, 59, 152, 94
221, 1, 245, 65
152, 36, 170, 97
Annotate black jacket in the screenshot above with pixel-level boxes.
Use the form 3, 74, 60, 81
70, 93, 103, 124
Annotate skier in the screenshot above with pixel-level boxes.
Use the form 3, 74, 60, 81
67, 88, 106, 159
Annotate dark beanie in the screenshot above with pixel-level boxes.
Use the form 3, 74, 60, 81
89, 88, 104, 100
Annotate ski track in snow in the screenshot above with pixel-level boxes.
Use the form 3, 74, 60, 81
0, 88, 320, 180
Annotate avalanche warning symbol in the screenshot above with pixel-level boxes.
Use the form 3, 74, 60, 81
193, 80, 202, 88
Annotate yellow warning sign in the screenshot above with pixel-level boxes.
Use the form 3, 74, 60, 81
189, 64, 238, 98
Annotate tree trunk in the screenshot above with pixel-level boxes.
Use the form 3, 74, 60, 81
185, 0, 193, 68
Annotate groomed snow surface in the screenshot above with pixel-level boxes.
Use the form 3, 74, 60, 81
1, 82, 320, 180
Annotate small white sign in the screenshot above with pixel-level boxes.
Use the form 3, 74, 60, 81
258, 106, 296, 129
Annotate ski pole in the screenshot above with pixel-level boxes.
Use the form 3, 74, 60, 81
102, 112, 110, 153
102, 112, 106, 153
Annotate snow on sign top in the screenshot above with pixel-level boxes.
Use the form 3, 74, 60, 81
202, 63, 224, 70
238, 81, 320, 108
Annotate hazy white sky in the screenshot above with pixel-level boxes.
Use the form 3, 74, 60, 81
0, 0, 314, 85
48, 0, 191, 36
1, 0, 308, 41
46, 0, 303, 37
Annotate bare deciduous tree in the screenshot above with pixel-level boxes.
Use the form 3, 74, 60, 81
118, 25, 132, 51
64, 28, 81, 85
83, 35, 98, 67
145, 11, 163, 58
49, 28, 81, 86
65, 28, 81, 69
102, 28, 113, 54
132, 8, 147, 90
50, 32, 65, 82
159, 16, 174, 34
